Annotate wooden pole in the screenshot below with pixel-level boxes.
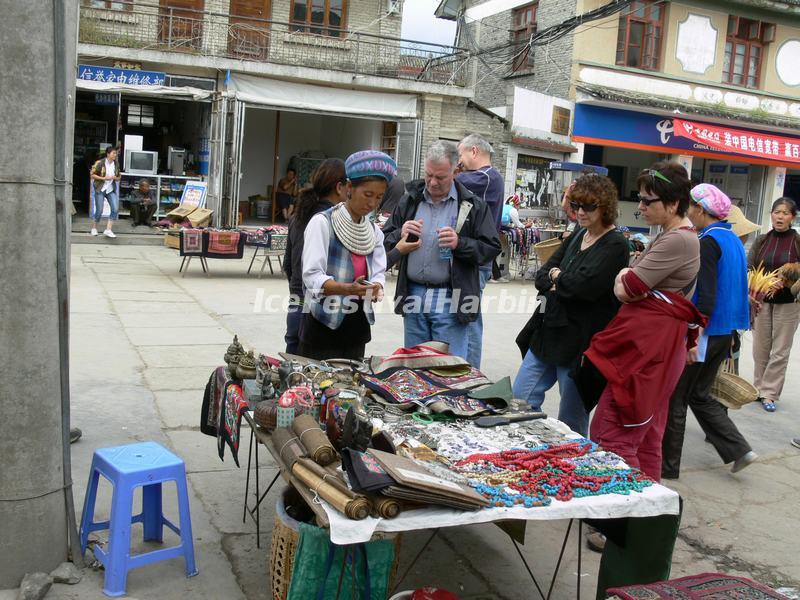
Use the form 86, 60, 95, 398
271, 110, 281, 223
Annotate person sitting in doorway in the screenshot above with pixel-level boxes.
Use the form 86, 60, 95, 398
276, 167, 298, 222
129, 179, 157, 227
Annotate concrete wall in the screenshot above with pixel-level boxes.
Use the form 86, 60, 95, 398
0, 0, 74, 586
240, 106, 277, 199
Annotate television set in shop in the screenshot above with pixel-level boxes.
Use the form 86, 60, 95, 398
125, 150, 158, 175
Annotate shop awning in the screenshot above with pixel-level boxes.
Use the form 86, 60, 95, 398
76, 79, 213, 101
228, 74, 417, 119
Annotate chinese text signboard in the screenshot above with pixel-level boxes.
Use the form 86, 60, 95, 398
77, 65, 166, 86
573, 104, 800, 167
674, 118, 800, 165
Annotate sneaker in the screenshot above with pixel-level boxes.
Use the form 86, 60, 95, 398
791, 438, 800, 450
90, 228, 98, 236
493, 277, 510, 283
731, 450, 757, 473
103, 229, 116, 239
69, 428, 82, 444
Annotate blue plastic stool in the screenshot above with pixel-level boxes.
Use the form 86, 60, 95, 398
79, 441, 198, 597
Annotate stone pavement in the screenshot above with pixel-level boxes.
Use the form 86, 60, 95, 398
4, 242, 798, 600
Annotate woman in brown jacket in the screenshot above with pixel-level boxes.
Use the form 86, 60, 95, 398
748, 197, 800, 412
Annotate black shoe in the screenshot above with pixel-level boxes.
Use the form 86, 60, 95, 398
792, 438, 800, 450
585, 530, 606, 553
70, 428, 82, 444
661, 472, 679, 480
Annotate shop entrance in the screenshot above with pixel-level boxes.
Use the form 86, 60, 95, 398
237, 105, 411, 224
72, 90, 210, 220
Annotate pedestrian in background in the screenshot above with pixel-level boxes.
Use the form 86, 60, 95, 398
585, 162, 703, 482
283, 158, 348, 354
90, 146, 121, 238
748, 197, 800, 412
456, 133, 505, 366
276, 167, 298, 222
382, 141, 501, 360
514, 173, 628, 436
661, 184, 756, 479
300, 151, 394, 360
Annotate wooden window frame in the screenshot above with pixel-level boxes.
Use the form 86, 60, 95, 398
88, 0, 133, 11
615, 0, 664, 71
723, 17, 770, 89
511, 2, 537, 74
290, 0, 348, 38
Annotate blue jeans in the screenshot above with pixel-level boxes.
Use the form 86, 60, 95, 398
466, 269, 490, 368
403, 283, 469, 360
285, 303, 303, 354
92, 188, 119, 222
512, 350, 589, 436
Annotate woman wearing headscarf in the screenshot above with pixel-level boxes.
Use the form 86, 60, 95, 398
283, 158, 348, 354
748, 197, 800, 412
582, 161, 704, 481
513, 173, 629, 436
299, 151, 396, 360
661, 184, 755, 479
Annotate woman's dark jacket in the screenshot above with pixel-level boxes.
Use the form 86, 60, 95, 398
516, 228, 630, 368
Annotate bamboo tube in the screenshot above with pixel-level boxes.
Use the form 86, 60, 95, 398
292, 461, 370, 520
368, 495, 401, 519
272, 427, 306, 469
292, 414, 337, 466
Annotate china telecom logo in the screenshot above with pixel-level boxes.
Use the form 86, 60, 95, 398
656, 119, 674, 144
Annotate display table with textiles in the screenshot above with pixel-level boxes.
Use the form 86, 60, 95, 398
200, 340, 683, 600
177, 226, 287, 277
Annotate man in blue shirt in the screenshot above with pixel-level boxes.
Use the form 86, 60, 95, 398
383, 141, 501, 360
456, 134, 505, 367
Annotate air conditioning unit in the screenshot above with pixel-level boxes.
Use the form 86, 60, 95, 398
387, 0, 402, 15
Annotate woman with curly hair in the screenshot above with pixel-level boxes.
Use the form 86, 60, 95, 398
514, 173, 629, 435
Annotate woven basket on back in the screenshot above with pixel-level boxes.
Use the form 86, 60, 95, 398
710, 360, 758, 409
534, 237, 562, 265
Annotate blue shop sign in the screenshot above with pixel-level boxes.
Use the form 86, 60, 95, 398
572, 104, 800, 166
77, 65, 166, 86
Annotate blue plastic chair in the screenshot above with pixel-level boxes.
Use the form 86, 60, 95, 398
79, 441, 198, 597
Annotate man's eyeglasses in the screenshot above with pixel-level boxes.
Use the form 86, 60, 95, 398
643, 169, 672, 185
570, 201, 598, 213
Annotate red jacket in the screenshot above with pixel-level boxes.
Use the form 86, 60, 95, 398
584, 291, 707, 426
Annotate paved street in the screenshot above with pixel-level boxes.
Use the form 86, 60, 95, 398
9, 242, 799, 600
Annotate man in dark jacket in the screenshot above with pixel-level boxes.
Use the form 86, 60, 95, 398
382, 140, 501, 360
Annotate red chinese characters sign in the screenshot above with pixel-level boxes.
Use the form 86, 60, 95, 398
674, 118, 800, 165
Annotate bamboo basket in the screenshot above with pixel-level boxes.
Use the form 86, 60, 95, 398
710, 360, 758, 410
270, 489, 301, 600
533, 237, 562, 266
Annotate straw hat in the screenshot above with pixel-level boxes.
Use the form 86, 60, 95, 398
726, 205, 761, 238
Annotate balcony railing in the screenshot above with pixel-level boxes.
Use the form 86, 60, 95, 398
79, 0, 470, 86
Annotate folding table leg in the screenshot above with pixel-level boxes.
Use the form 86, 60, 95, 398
179, 256, 186, 273
247, 246, 259, 274
182, 256, 192, 277
512, 538, 547, 600
545, 519, 574, 600
258, 253, 269, 279
390, 528, 440, 595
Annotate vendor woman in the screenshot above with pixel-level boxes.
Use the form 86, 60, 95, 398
514, 173, 629, 436
299, 151, 396, 360
585, 161, 703, 482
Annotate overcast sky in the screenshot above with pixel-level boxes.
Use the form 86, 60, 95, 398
401, 0, 457, 46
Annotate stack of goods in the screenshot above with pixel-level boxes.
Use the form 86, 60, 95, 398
178, 228, 247, 259
358, 344, 509, 418
244, 225, 288, 250
380, 419, 654, 509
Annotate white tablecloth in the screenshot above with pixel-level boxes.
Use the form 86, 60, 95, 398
322, 483, 679, 545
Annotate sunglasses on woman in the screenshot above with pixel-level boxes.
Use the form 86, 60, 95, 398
637, 193, 662, 206
570, 201, 598, 212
